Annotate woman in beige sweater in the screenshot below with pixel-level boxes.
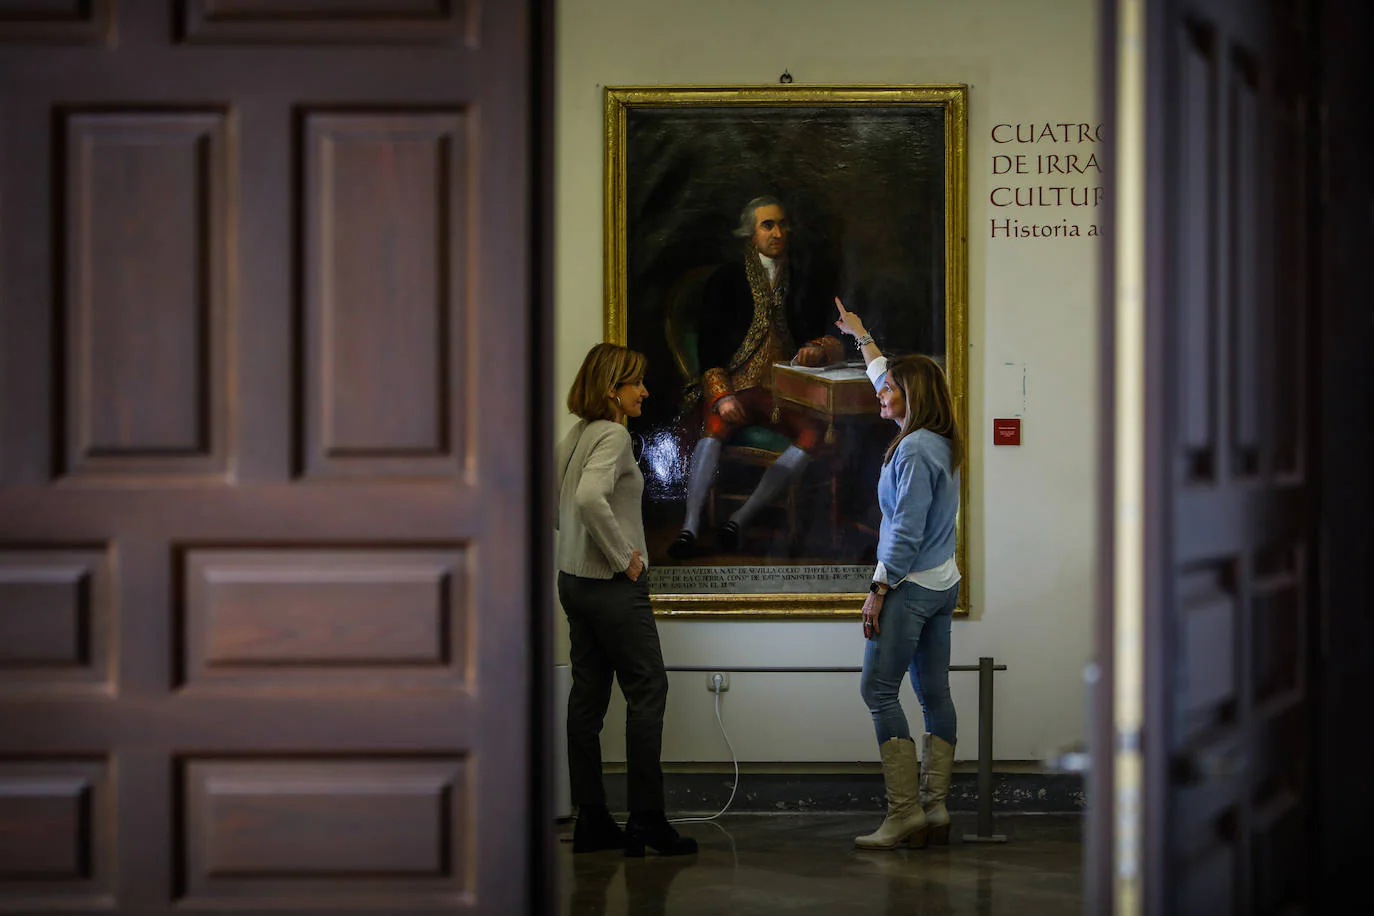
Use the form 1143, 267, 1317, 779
556, 342, 696, 858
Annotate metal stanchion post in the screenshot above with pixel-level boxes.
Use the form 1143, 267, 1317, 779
963, 656, 1008, 843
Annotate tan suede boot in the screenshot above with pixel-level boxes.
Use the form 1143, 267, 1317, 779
920, 733, 956, 845
855, 737, 927, 849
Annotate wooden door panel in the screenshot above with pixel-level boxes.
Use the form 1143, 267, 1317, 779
0, 1, 114, 45
181, 757, 471, 907
1175, 844, 1236, 915
1267, 97, 1308, 480
1251, 797, 1304, 914
0, 547, 113, 693
1175, 19, 1218, 480
180, 546, 470, 690
59, 109, 233, 481
179, 0, 475, 46
1250, 547, 1304, 706
302, 109, 472, 480
0, 2, 536, 913
0, 758, 114, 909
1173, 563, 1238, 741
1226, 57, 1263, 478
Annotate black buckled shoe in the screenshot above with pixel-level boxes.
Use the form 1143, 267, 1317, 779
572, 804, 625, 854
666, 529, 697, 560
623, 811, 698, 857
717, 520, 741, 552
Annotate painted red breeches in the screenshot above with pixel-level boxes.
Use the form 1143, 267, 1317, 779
703, 387, 823, 453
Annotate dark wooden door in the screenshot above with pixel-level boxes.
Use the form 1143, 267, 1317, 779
0, 3, 545, 914
1094, 0, 1317, 913
1152, 2, 1316, 912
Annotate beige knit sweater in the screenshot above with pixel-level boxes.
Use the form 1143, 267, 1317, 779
555, 419, 648, 579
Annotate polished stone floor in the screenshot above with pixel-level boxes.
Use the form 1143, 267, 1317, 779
556, 812, 1082, 916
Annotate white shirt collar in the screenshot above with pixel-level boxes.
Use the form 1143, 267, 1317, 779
757, 252, 780, 282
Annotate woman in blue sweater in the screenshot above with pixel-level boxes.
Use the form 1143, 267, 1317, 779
835, 298, 964, 850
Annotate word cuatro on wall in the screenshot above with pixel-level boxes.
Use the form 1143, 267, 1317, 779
988, 121, 1106, 240
991, 122, 1105, 143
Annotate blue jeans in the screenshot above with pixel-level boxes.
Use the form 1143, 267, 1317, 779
859, 579, 959, 746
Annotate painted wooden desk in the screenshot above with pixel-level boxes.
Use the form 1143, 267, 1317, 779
772, 362, 879, 443
771, 363, 884, 549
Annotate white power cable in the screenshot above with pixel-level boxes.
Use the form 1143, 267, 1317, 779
670, 684, 739, 824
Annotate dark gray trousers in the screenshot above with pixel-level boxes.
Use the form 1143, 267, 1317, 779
558, 571, 669, 814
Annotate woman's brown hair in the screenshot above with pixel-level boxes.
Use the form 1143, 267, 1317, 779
882, 354, 963, 471
566, 342, 647, 422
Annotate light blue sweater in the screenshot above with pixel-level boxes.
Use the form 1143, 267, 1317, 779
876, 428, 961, 582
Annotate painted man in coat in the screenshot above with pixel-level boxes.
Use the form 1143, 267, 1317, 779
668, 195, 843, 558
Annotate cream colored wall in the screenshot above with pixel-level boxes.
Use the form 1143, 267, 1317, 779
555, 0, 1099, 764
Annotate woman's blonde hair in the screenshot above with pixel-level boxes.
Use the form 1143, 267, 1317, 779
883, 354, 963, 471
566, 342, 647, 422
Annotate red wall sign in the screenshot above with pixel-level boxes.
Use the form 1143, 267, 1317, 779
993, 418, 1022, 446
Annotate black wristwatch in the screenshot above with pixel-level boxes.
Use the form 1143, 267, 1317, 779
869, 581, 887, 594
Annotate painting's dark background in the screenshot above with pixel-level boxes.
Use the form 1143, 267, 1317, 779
622, 104, 947, 563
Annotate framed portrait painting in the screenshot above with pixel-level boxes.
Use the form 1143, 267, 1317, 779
603, 85, 969, 617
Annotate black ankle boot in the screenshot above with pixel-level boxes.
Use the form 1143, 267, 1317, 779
623, 811, 698, 857
572, 804, 625, 853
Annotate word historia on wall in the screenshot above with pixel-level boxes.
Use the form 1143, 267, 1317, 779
988, 121, 1105, 240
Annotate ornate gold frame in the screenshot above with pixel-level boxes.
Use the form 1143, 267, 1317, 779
604, 84, 969, 618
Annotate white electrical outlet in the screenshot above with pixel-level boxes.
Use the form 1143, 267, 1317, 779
706, 672, 730, 692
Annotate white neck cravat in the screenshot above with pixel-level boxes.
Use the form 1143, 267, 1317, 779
758, 252, 780, 286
